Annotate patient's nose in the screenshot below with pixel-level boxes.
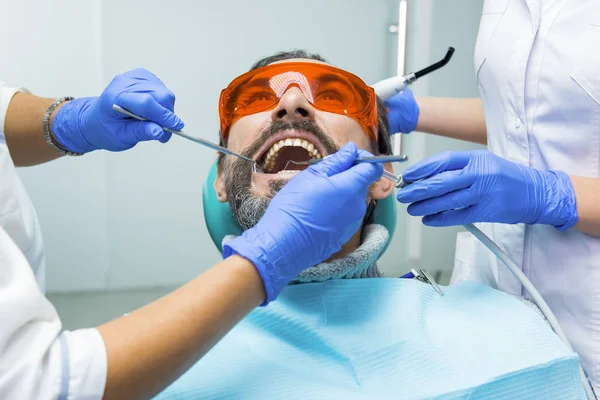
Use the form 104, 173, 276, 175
271, 86, 316, 123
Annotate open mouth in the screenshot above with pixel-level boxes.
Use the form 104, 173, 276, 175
254, 131, 326, 174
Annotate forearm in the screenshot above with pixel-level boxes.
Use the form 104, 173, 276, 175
570, 175, 600, 237
98, 254, 265, 400
415, 97, 487, 145
3, 92, 68, 166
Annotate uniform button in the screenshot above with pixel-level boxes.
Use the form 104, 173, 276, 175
514, 118, 521, 129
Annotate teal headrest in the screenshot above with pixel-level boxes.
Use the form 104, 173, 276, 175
203, 161, 396, 257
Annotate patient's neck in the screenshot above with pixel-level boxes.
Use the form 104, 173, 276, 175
290, 223, 385, 284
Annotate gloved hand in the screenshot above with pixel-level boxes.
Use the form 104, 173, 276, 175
384, 88, 419, 134
51, 68, 184, 153
396, 150, 578, 229
223, 142, 383, 305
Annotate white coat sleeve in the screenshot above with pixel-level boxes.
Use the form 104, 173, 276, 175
0, 226, 107, 400
0, 81, 107, 399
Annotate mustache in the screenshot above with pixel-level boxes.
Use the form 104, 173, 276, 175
223, 120, 337, 230
240, 119, 339, 159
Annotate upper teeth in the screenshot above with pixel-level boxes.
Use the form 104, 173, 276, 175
262, 138, 322, 173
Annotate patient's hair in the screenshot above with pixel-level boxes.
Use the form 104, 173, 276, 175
219, 50, 393, 226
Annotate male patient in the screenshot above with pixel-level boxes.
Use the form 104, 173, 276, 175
155, 51, 586, 399
214, 50, 395, 283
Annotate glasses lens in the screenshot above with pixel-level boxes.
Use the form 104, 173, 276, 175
311, 73, 363, 113
220, 63, 377, 138
225, 77, 278, 115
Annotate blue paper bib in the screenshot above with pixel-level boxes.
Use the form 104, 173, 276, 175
156, 279, 585, 399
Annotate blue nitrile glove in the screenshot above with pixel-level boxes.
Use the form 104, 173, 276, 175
223, 142, 384, 305
384, 88, 419, 134
51, 68, 184, 153
396, 150, 578, 229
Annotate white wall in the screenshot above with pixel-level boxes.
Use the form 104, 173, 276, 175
0, 0, 110, 292
2, 0, 483, 292
361, 0, 483, 280
2, 0, 402, 292
386, 0, 484, 278
99, 0, 399, 288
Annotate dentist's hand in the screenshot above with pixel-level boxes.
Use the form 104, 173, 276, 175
396, 150, 578, 229
51, 68, 183, 153
385, 88, 419, 134
223, 142, 383, 304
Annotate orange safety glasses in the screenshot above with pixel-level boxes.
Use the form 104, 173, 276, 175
219, 62, 378, 141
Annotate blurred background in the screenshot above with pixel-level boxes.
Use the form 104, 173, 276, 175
0, 0, 483, 329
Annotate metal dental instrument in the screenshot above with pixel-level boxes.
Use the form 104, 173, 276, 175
285, 154, 408, 169
346, 155, 409, 163
418, 269, 445, 297
400, 268, 445, 297
372, 46, 455, 161
372, 47, 455, 101
285, 155, 410, 187
382, 170, 409, 188
111, 104, 259, 169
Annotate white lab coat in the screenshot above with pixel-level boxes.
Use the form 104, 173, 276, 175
0, 83, 106, 399
451, 0, 600, 392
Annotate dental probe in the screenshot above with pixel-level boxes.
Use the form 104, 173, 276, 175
286, 157, 410, 188
349, 155, 409, 163
287, 154, 408, 167
112, 104, 258, 168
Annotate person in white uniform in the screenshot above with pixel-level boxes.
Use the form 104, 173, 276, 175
387, 0, 600, 393
0, 70, 382, 399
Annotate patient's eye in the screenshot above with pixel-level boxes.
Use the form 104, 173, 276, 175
236, 89, 276, 111
317, 91, 342, 101
315, 91, 346, 107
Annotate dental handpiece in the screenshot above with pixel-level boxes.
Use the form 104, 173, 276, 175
371, 74, 416, 101
111, 104, 258, 167
355, 156, 409, 187
372, 47, 455, 101
371, 47, 455, 160
383, 170, 409, 188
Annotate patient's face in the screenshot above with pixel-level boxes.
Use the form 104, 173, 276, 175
215, 59, 389, 230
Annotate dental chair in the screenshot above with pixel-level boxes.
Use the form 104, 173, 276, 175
202, 161, 398, 254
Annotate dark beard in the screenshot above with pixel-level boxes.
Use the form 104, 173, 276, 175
224, 120, 338, 230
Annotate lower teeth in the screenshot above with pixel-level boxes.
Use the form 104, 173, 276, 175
261, 149, 321, 173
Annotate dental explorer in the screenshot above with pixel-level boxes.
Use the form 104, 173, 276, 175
285, 157, 409, 189
111, 104, 259, 169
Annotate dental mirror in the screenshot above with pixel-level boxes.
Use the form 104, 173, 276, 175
111, 104, 262, 172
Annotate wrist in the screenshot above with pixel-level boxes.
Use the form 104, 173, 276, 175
385, 90, 419, 134
411, 97, 421, 133
51, 97, 96, 154
223, 229, 278, 306
535, 170, 578, 230
43, 97, 85, 156
225, 254, 266, 305
49, 100, 68, 127
48, 101, 72, 151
